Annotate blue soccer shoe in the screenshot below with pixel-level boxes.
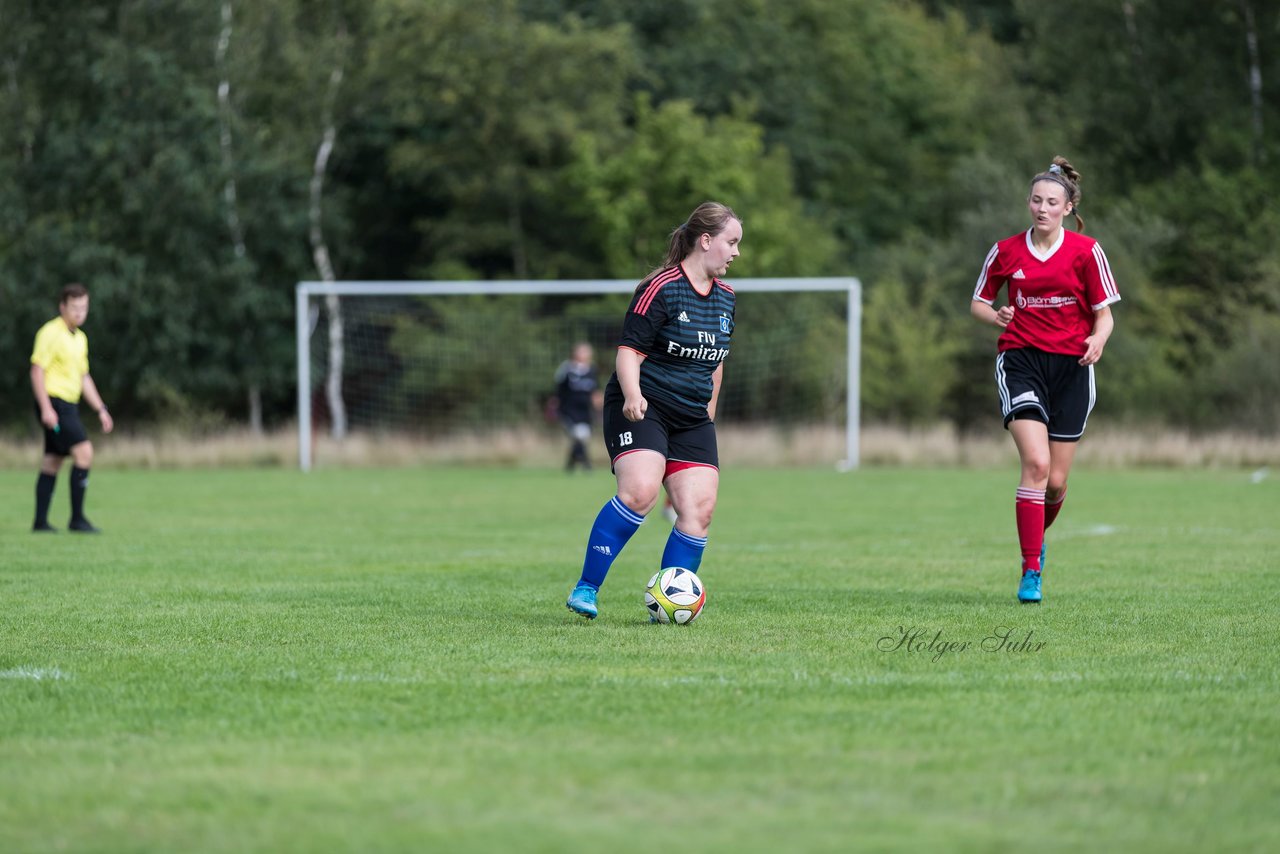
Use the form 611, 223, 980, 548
1018, 570, 1042, 604
566, 583, 599, 619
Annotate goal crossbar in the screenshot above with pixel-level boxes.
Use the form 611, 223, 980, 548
296, 278, 861, 471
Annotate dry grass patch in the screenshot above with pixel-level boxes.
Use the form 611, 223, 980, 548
0, 424, 1276, 470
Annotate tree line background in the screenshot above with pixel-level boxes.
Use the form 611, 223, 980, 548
2, 0, 1278, 437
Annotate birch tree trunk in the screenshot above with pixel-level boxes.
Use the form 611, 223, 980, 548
310, 59, 347, 439
3, 4, 34, 164
1120, 1, 1168, 165
216, 1, 246, 260
1240, 0, 1265, 165
215, 1, 263, 435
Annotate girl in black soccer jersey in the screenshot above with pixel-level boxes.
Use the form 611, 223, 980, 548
971, 157, 1121, 603
566, 202, 741, 619
552, 342, 603, 472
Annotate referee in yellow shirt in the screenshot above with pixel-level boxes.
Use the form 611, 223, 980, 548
30, 283, 114, 533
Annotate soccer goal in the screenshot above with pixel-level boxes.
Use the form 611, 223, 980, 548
295, 278, 861, 471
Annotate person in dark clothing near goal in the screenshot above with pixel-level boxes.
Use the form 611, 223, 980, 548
565, 201, 742, 620
552, 342, 603, 472
30, 283, 114, 533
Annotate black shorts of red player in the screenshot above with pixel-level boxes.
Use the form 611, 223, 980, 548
995, 347, 1096, 443
34, 397, 89, 456
602, 393, 718, 477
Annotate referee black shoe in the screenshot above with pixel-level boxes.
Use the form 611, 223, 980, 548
32, 522, 58, 533
68, 518, 101, 534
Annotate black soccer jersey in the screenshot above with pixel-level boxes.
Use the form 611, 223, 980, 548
555, 360, 599, 423
611, 265, 735, 421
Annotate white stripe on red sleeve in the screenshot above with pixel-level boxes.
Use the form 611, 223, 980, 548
1091, 243, 1122, 309
973, 243, 1000, 304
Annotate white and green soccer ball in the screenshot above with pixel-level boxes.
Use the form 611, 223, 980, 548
644, 567, 706, 624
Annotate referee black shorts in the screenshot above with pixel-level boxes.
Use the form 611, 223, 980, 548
995, 348, 1096, 442
602, 391, 718, 475
35, 397, 89, 456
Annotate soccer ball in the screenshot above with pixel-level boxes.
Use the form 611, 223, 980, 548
644, 567, 706, 624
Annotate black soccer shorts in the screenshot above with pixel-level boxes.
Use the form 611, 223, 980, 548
35, 397, 89, 455
602, 393, 718, 473
995, 347, 1096, 442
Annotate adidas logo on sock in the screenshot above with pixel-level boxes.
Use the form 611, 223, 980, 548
592, 545, 613, 556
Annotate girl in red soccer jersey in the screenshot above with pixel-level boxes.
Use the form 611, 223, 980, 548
971, 157, 1121, 603
565, 202, 741, 619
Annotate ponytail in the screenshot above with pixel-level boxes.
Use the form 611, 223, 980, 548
643, 201, 740, 284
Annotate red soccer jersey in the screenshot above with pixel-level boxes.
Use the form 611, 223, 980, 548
972, 228, 1121, 356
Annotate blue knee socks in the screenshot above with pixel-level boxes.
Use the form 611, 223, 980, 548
661, 527, 708, 573
578, 497, 646, 589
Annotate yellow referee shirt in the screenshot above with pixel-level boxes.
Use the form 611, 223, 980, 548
31, 317, 89, 403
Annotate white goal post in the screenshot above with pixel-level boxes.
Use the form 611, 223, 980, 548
296, 278, 861, 472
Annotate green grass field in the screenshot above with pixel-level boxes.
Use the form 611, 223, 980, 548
2, 465, 1277, 852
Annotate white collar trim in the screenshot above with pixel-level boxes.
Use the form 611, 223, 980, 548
1025, 227, 1064, 262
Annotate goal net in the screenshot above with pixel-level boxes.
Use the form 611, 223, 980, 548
296, 279, 861, 471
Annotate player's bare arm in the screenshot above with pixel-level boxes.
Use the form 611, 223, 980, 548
971, 299, 1014, 329
1080, 306, 1114, 366
616, 347, 647, 422
82, 374, 114, 433
30, 364, 59, 430
707, 363, 724, 421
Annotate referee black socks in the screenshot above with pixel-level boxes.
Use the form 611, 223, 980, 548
70, 466, 90, 525
34, 472, 57, 530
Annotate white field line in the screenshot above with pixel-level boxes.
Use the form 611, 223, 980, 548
0, 666, 71, 681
